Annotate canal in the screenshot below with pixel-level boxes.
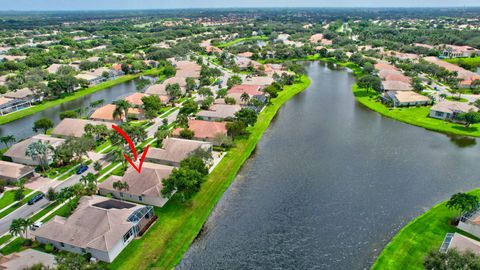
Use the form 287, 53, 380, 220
178, 61, 480, 269
0, 80, 139, 140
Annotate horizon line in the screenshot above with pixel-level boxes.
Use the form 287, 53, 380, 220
1, 6, 480, 12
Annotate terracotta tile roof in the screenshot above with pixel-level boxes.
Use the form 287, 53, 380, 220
124, 93, 147, 107
228, 85, 263, 96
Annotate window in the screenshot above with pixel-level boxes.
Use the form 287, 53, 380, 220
120, 192, 123, 197
435, 111, 444, 117
123, 228, 134, 243
138, 196, 143, 201
60, 242, 65, 247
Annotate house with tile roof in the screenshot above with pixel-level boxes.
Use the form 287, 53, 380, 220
33, 196, 155, 262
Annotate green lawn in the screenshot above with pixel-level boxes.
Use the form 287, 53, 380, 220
108, 76, 311, 270
444, 56, 480, 68
0, 237, 24, 255
353, 85, 480, 137
217, 36, 268, 48
445, 96, 468, 103
0, 189, 31, 210
372, 189, 480, 270
0, 190, 39, 220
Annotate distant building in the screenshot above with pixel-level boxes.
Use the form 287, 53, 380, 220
197, 104, 242, 121
0, 249, 56, 270
384, 91, 430, 107
442, 45, 480, 58
430, 101, 477, 120
33, 196, 155, 263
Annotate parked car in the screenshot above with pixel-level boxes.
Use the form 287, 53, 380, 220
30, 221, 43, 231
27, 193, 44, 205
76, 164, 89, 175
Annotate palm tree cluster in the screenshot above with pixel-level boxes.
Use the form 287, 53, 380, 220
9, 218, 34, 238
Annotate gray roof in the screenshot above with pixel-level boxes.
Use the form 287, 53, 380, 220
3, 134, 65, 163
33, 196, 145, 252
99, 162, 174, 197
145, 138, 212, 165
52, 118, 113, 138
431, 100, 477, 114
0, 160, 34, 180
197, 104, 241, 120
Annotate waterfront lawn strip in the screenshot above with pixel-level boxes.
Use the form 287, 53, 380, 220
372, 189, 480, 270
353, 85, 480, 137
108, 76, 311, 270
0, 74, 141, 125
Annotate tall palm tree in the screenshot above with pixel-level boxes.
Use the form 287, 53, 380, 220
113, 181, 129, 200
21, 218, 34, 238
240, 92, 250, 104
113, 99, 131, 122
9, 219, 24, 238
0, 135, 15, 148
25, 141, 51, 172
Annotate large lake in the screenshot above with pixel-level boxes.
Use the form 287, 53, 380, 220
178, 61, 480, 269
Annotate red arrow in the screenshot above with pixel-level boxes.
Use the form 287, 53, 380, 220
112, 124, 150, 173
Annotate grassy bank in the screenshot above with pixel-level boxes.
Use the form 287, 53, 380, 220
444, 56, 480, 69
372, 189, 480, 270
108, 76, 311, 270
0, 68, 164, 125
217, 36, 268, 48
353, 85, 480, 137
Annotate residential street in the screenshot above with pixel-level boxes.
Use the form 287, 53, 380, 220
0, 198, 49, 235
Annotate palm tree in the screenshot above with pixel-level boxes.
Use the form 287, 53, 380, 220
80, 173, 97, 186
21, 218, 34, 238
240, 92, 250, 104
113, 99, 131, 122
9, 219, 24, 237
0, 135, 15, 148
113, 181, 129, 200
25, 141, 51, 172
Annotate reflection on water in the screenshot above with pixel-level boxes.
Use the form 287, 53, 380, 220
179, 61, 480, 270
446, 134, 477, 148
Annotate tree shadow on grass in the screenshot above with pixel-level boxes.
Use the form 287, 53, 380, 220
353, 90, 376, 98
451, 125, 479, 133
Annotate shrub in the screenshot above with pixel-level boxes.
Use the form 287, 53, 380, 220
45, 243, 54, 252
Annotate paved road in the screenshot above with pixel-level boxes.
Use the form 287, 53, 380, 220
0, 198, 49, 235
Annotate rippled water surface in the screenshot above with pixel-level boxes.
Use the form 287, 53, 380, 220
179, 62, 480, 270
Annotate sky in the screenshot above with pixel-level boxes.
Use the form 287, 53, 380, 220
0, 0, 479, 11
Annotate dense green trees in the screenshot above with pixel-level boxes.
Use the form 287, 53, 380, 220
32, 117, 54, 134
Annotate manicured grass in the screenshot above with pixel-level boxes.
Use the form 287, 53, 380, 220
217, 36, 268, 48
444, 56, 480, 68
0, 189, 31, 210
353, 85, 480, 137
0, 237, 25, 255
108, 76, 311, 270
95, 140, 112, 153
445, 96, 469, 102
0, 190, 39, 220
30, 201, 59, 221
0, 234, 12, 246
372, 189, 480, 270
